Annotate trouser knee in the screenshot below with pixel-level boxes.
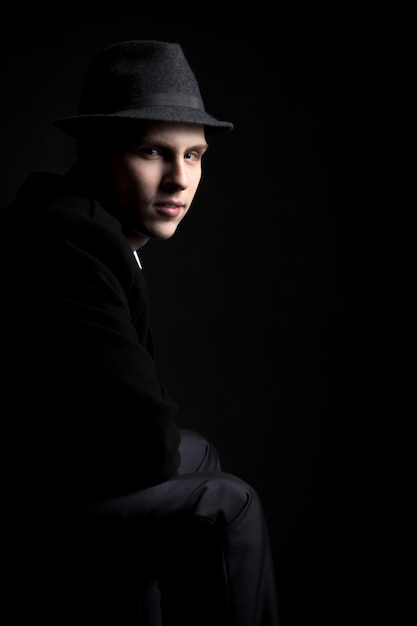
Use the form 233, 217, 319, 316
187, 472, 261, 530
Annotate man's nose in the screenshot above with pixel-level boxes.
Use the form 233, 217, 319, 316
164, 159, 188, 190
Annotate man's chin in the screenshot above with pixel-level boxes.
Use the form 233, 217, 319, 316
151, 225, 179, 240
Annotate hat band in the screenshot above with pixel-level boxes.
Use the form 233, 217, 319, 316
102, 92, 206, 113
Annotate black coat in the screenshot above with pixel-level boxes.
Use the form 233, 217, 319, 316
0, 167, 180, 503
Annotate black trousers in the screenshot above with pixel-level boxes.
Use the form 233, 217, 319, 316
19, 430, 280, 625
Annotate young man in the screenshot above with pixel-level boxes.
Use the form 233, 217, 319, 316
0, 40, 280, 625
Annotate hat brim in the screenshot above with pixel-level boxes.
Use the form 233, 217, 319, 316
54, 107, 233, 137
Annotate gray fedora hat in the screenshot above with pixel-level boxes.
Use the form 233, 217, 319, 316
54, 40, 233, 136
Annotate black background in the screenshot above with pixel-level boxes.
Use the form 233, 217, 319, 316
1, 3, 367, 625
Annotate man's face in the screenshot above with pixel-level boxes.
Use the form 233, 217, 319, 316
99, 121, 208, 245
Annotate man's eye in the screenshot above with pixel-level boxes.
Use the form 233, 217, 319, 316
143, 148, 159, 156
130, 146, 160, 157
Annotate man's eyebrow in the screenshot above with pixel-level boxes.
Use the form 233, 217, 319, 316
156, 142, 208, 152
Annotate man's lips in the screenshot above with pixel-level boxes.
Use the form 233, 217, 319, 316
154, 202, 184, 218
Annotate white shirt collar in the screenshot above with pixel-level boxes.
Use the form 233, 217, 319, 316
133, 250, 143, 269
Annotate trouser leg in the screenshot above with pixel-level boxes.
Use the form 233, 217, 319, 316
151, 473, 279, 626
83, 475, 280, 623
169, 429, 279, 624
57, 429, 280, 625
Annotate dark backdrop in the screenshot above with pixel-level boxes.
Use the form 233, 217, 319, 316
1, 3, 364, 625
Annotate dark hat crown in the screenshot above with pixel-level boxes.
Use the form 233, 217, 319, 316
55, 40, 233, 136
78, 40, 204, 115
